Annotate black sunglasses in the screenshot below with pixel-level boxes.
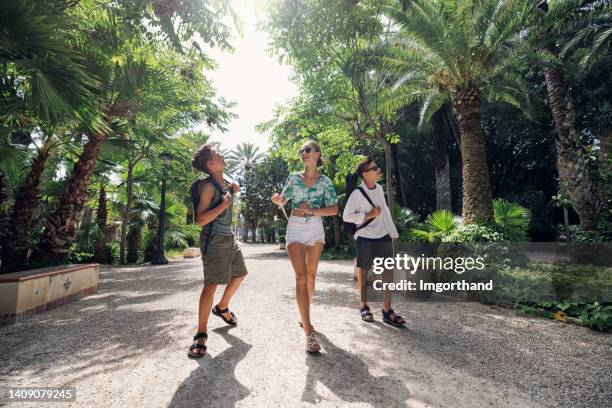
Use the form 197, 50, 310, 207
299, 146, 315, 154
363, 165, 379, 173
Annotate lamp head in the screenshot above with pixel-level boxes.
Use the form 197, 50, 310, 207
159, 152, 174, 167
536, 0, 549, 13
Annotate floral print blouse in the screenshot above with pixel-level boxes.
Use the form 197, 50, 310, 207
281, 172, 338, 210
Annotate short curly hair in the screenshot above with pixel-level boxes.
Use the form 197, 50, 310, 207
192, 145, 213, 173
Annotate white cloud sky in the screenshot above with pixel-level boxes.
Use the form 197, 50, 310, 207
198, 0, 298, 153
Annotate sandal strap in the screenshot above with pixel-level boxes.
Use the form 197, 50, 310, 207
215, 305, 229, 313
193, 332, 208, 341
190, 343, 207, 351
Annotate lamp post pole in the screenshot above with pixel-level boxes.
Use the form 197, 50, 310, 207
151, 152, 173, 265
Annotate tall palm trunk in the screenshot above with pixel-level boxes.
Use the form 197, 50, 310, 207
34, 131, 107, 264
382, 139, 396, 218
1, 143, 52, 273
93, 185, 108, 264
452, 88, 493, 224
391, 143, 406, 207
543, 64, 601, 229
119, 163, 135, 264
432, 107, 452, 211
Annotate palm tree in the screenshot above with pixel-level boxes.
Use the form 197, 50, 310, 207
126, 191, 158, 263
531, 0, 606, 229
492, 198, 532, 241
0, 0, 100, 125
410, 210, 460, 243
0, 132, 58, 272
387, 0, 534, 224
226, 142, 264, 177
32, 8, 187, 263
560, 0, 612, 68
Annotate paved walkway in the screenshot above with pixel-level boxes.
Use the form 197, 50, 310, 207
0, 244, 610, 408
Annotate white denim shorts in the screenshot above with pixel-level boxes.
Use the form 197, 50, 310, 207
286, 215, 325, 247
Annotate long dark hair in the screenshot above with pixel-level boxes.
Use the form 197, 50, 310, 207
344, 157, 374, 204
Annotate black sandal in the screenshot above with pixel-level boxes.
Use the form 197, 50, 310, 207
359, 305, 374, 322
382, 308, 406, 328
212, 305, 238, 326
187, 332, 207, 359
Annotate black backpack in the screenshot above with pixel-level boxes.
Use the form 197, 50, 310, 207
343, 187, 376, 236
190, 177, 227, 255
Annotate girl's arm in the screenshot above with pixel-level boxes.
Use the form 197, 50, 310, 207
312, 204, 338, 217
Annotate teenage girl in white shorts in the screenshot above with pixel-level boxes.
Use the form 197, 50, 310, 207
271, 141, 338, 353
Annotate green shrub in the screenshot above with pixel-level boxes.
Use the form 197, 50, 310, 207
410, 210, 460, 243
443, 224, 505, 243
492, 198, 531, 241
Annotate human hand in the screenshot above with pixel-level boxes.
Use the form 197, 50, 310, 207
298, 202, 314, 215
221, 192, 233, 208
230, 182, 240, 193
366, 206, 381, 219
271, 193, 287, 206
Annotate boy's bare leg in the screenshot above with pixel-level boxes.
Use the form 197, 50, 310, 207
217, 275, 246, 320
195, 283, 217, 350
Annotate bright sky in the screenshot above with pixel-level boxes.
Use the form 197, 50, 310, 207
199, 0, 298, 153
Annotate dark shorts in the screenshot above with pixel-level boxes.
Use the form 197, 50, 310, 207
355, 234, 393, 270
200, 234, 248, 285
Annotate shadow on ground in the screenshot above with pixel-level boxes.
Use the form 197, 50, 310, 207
169, 326, 251, 408
302, 331, 411, 407
0, 260, 200, 383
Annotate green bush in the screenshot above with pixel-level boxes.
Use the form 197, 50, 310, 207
410, 210, 460, 243
492, 198, 531, 241
482, 262, 612, 331
443, 224, 505, 243
320, 242, 355, 260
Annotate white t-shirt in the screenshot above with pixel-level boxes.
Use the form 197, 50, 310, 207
342, 181, 399, 240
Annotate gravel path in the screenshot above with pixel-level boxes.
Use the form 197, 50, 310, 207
1, 244, 610, 408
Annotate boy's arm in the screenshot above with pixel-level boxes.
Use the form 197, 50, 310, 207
195, 183, 231, 227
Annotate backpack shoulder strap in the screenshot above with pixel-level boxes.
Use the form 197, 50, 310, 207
357, 187, 375, 208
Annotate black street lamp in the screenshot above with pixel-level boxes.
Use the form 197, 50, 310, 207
151, 152, 174, 265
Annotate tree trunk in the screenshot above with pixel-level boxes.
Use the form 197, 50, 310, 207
186, 208, 193, 224
251, 220, 257, 243
242, 217, 248, 242
432, 107, 452, 211
1, 143, 52, 273
391, 142, 406, 207
33, 131, 107, 264
126, 225, 141, 263
382, 140, 396, 220
93, 185, 108, 264
599, 128, 611, 161
543, 63, 601, 230
333, 215, 341, 248
452, 88, 493, 224
119, 163, 134, 264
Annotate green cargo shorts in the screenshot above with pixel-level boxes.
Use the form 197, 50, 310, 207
200, 234, 248, 285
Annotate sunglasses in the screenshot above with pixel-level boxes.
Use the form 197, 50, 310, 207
299, 146, 316, 155
363, 165, 379, 173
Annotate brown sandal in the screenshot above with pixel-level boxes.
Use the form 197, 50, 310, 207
305, 330, 321, 353
360, 305, 374, 322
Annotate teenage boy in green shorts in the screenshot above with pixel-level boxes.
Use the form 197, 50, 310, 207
187, 145, 248, 358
